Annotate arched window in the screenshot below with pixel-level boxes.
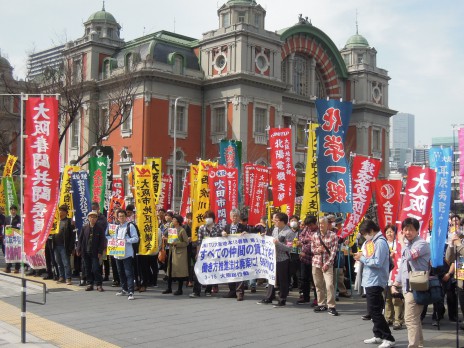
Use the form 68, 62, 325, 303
293, 55, 309, 96
173, 55, 184, 75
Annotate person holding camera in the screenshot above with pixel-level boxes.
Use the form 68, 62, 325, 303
354, 220, 395, 348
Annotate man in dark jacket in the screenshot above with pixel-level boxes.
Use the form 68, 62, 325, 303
76, 210, 107, 292
51, 205, 75, 285
4, 205, 21, 273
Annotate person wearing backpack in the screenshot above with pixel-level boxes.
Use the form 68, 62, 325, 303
354, 220, 395, 348
113, 209, 139, 300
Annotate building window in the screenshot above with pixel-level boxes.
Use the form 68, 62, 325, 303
254, 13, 260, 27
372, 128, 381, 152
169, 102, 188, 138
238, 12, 246, 23
106, 28, 113, 38
121, 106, 133, 135
212, 106, 226, 134
96, 26, 102, 37
72, 59, 82, 83
173, 55, 183, 75
169, 168, 185, 199
296, 123, 307, 147
70, 118, 80, 149
357, 54, 364, 64
121, 167, 131, 197
293, 55, 308, 96
254, 106, 268, 144
222, 12, 230, 27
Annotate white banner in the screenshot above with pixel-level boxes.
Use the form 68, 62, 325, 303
5, 227, 22, 263
194, 235, 276, 285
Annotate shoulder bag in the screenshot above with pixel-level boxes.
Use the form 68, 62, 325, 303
158, 239, 167, 264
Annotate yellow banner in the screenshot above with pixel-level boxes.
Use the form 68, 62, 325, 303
146, 158, 162, 206
3, 154, 18, 177
134, 164, 158, 255
191, 161, 216, 242
0, 182, 5, 212
300, 123, 320, 218
189, 164, 198, 205
50, 165, 79, 234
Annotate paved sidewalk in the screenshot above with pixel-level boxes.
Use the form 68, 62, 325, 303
0, 320, 57, 347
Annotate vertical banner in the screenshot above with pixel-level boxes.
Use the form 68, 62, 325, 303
134, 165, 158, 255
316, 99, 352, 213
146, 158, 162, 206
269, 128, 296, 208
243, 163, 254, 207
300, 123, 320, 218
179, 169, 190, 218
189, 164, 199, 206
208, 166, 238, 228
398, 166, 436, 239
219, 140, 242, 203
158, 174, 173, 211
0, 182, 5, 212
88, 156, 108, 212
248, 165, 269, 225
372, 179, 402, 232
340, 156, 381, 238
71, 171, 92, 232
107, 178, 126, 223
24, 97, 60, 255
429, 147, 453, 267
2, 177, 18, 214
95, 146, 114, 213
50, 165, 78, 234
191, 160, 217, 242
3, 154, 18, 177
459, 128, 464, 203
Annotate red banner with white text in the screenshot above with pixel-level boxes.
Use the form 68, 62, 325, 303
243, 163, 254, 207
24, 97, 60, 255
249, 165, 269, 225
373, 179, 402, 233
159, 175, 173, 211
339, 156, 381, 238
398, 166, 436, 239
107, 178, 126, 223
208, 166, 238, 228
269, 128, 295, 207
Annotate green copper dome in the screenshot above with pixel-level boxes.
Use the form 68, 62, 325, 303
345, 33, 369, 49
226, 0, 257, 5
87, 9, 117, 24
0, 56, 12, 68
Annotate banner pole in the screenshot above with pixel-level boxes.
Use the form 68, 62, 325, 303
20, 93, 26, 343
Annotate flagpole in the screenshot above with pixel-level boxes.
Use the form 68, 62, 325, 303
20, 93, 27, 343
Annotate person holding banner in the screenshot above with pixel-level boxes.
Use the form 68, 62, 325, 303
190, 210, 222, 298
310, 217, 339, 316
354, 220, 395, 348
51, 205, 75, 285
391, 218, 430, 348
4, 205, 21, 273
76, 211, 107, 292
257, 212, 295, 308
222, 208, 248, 300
298, 216, 319, 305
162, 215, 189, 296
114, 209, 139, 300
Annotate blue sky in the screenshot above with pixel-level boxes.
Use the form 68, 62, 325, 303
1, 0, 463, 146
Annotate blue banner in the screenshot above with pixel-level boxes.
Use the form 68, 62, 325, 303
71, 171, 91, 232
429, 147, 453, 267
316, 99, 352, 213
219, 139, 242, 203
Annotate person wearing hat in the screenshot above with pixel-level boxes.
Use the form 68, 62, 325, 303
76, 211, 107, 292
4, 205, 21, 273
51, 205, 75, 285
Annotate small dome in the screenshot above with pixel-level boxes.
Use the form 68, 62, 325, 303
345, 33, 369, 49
0, 55, 12, 68
226, 0, 257, 5
87, 9, 117, 24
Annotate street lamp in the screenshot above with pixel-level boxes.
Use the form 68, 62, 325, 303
172, 96, 184, 213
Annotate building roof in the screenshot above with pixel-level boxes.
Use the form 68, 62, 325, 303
226, 0, 257, 5
345, 33, 369, 49
87, 8, 118, 24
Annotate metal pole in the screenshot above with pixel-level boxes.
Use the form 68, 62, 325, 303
20, 93, 26, 343
172, 97, 183, 213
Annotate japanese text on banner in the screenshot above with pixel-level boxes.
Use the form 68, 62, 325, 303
301, 123, 320, 217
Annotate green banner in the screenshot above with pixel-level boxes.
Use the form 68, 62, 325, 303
88, 157, 108, 212
2, 177, 18, 215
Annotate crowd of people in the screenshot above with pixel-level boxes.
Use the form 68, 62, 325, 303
1, 203, 464, 348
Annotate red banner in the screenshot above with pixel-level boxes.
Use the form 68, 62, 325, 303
107, 178, 126, 223
243, 163, 254, 207
398, 166, 436, 239
24, 97, 60, 255
249, 165, 269, 225
339, 156, 381, 238
159, 175, 173, 210
208, 166, 238, 228
372, 179, 402, 233
269, 128, 295, 207
179, 169, 190, 218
